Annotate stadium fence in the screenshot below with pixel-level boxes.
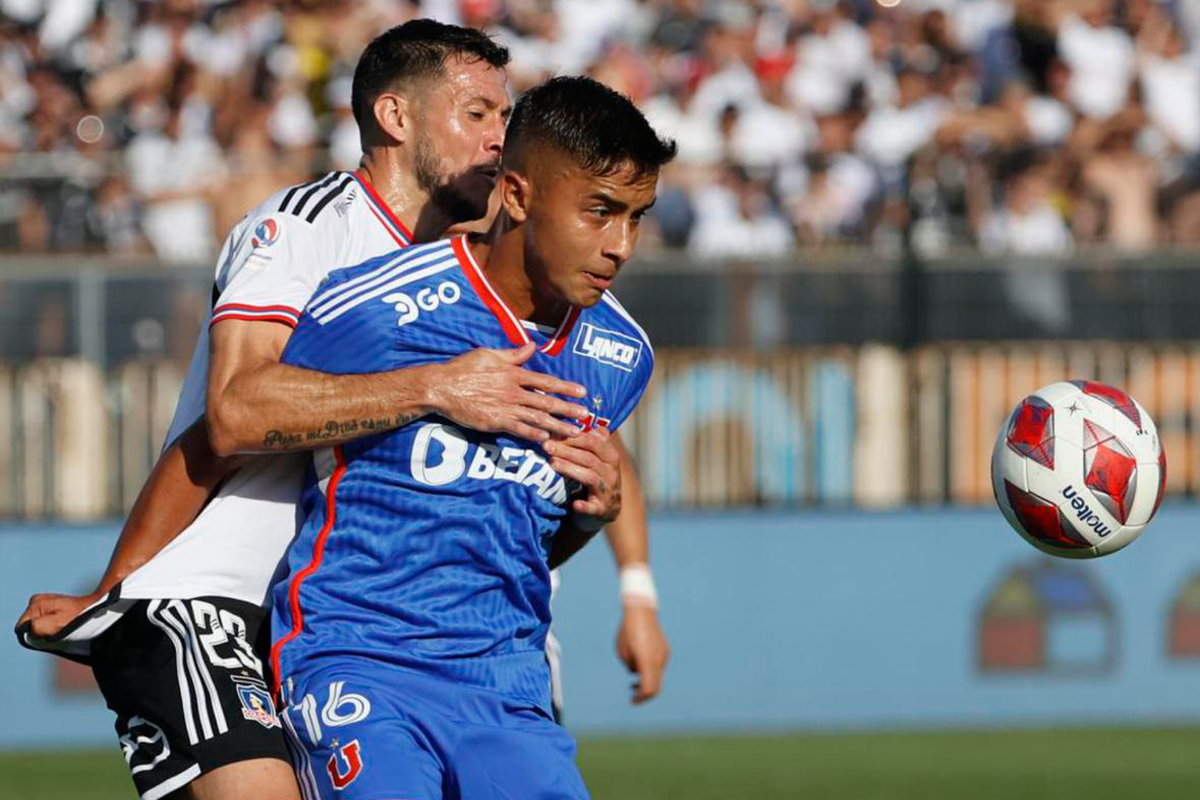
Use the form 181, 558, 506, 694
1, 252, 1199, 518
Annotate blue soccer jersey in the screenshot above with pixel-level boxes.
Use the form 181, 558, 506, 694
269, 235, 653, 713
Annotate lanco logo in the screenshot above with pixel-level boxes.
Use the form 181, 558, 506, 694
382, 281, 461, 327
573, 323, 642, 371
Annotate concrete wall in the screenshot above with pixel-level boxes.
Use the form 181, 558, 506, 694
6, 506, 1200, 749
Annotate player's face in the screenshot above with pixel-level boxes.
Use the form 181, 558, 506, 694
413, 57, 510, 223
525, 155, 658, 308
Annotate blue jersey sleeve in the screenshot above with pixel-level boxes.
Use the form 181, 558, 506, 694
280, 261, 404, 375
582, 294, 654, 433
606, 348, 653, 432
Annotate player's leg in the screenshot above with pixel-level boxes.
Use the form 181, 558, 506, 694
449, 711, 590, 800
440, 681, 588, 800
545, 628, 565, 724
172, 758, 300, 800
279, 666, 444, 800
546, 569, 565, 724
92, 597, 295, 800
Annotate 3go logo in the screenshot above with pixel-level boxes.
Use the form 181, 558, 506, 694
382, 281, 461, 327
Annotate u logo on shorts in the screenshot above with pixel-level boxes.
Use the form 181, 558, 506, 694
326, 739, 364, 790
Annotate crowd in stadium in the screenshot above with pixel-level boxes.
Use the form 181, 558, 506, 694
2, 0, 1200, 261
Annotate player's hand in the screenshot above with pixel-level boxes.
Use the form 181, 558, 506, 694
616, 603, 670, 704
16, 592, 102, 639
425, 343, 589, 442
544, 427, 622, 524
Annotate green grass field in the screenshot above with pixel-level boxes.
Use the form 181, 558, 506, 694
4, 727, 1200, 800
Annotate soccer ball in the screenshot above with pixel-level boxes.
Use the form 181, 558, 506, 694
991, 380, 1167, 559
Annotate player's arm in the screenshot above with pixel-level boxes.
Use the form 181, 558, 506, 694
544, 435, 668, 703
17, 418, 245, 637
546, 518, 601, 571
545, 427, 623, 570
17, 324, 590, 638
604, 441, 669, 705
207, 320, 590, 455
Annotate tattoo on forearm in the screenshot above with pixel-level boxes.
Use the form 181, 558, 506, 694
261, 412, 421, 450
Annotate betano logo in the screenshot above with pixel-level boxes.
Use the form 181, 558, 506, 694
382, 281, 462, 327
573, 323, 642, 371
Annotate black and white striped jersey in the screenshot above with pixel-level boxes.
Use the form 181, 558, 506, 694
143, 170, 415, 606
22, 170, 416, 659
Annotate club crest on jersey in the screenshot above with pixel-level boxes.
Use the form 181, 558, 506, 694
573, 323, 642, 371
583, 395, 610, 431
382, 281, 462, 327
236, 682, 280, 729
251, 218, 280, 249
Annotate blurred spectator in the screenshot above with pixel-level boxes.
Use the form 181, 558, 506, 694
1136, 7, 1200, 155
729, 55, 810, 170
89, 175, 146, 253
976, 148, 1073, 256
326, 75, 361, 171
787, 111, 878, 243
786, 0, 871, 116
1053, 0, 1135, 120
126, 103, 222, 263
1, 0, 1199, 258
689, 9, 760, 123
690, 164, 795, 260
1074, 105, 1159, 250
997, 77, 1073, 147
855, 68, 949, 170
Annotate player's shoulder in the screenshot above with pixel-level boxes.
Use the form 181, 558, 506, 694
573, 290, 654, 376
239, 171, 359, 236
302, 238, 460, 324
214, 172, 358, 282
224, 170, 355, 251
596, 291, 653, 356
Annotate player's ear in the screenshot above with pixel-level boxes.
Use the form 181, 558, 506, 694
372, 92, 411, 146
499, 169, 530, 224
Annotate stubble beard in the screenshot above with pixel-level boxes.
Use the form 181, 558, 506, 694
414, 131, 489, 225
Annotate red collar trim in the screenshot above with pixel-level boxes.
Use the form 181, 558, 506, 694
542, 305, 581, 356
353, 169, 414, 244
450, 236, 580, 355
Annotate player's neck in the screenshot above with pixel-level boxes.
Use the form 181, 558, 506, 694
470, 220, 570, 328
357, 157, 450, 244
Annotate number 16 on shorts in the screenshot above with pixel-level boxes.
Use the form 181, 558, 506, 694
282, 680, 373, 798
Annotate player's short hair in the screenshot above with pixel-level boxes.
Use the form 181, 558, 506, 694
504, 76, 677, 179
351, 19, 509, 131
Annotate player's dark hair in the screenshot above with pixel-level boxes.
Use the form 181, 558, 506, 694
351, 19, 509, 131
504, 76, 677, 179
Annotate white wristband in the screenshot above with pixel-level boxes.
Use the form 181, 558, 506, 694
619, 563, 658, 608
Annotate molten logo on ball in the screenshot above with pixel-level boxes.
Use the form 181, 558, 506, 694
1060, 487, 1112, 538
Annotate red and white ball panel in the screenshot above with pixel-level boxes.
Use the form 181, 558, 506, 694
991, 380, 1165, 559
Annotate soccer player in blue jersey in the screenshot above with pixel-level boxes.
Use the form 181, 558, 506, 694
270, 76, 675, 799
18, 23, 659, 800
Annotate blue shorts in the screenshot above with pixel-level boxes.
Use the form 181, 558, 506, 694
279, 659, 590, 800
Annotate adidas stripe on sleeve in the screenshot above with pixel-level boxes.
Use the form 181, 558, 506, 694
211, 174, 355, 329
